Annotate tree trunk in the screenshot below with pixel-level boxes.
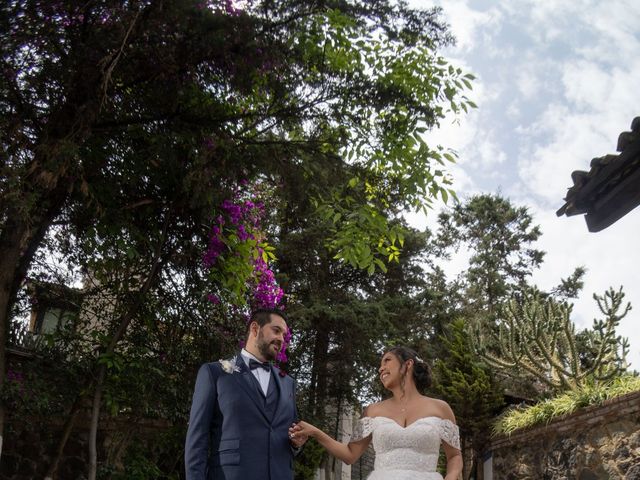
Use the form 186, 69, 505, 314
0, 193, 73, 459
44, 394, 85, 480
0, 218, 32, 457
86, 214, 170, 480
312, 325, 330, 419
88, 366, 106, 480
0, 273, 9, 458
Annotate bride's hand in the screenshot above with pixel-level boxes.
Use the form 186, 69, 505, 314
289, 421, 319, 440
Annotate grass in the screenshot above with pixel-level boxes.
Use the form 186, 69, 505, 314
492, 374, 640, 436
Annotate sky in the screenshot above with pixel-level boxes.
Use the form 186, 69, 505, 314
408, 0, 640, 371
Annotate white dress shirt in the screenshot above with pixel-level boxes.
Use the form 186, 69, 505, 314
241, 348, 271, 395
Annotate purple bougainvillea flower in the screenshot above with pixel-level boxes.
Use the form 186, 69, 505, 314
222, 199, 243, 224
237, 224, 251, 241
204, 187, 288, 364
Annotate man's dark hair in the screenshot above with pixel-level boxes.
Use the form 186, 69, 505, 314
244, 308, 287, 339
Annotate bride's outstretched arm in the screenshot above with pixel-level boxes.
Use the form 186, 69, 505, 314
289, 421, 371, 465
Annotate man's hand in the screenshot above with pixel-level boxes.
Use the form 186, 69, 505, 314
288, 422, 309, 448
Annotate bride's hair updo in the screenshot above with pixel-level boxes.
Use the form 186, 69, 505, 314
386, 346, 432, 392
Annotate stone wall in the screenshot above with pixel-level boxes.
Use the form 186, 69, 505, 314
488, 390, 640, 480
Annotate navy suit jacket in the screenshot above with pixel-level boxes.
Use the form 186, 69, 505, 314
185, 354, 298, 480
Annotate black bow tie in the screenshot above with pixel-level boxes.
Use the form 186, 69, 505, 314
249, 359, 271, 372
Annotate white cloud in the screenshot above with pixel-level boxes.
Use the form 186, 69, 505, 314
517, 57, 640, 203
447, 161, 478, 194
517, 107, 611, 204
566, 1, 639, 61
440, 1, 503, 52
476, 137, 507, 168
506, 102, 521, 120
518, 61, 636, 195
516, 69, 540, 100
512, 53, 558, 102
504, 0, 589, 46
561, 61, 613, 109
561, 59, 640, 114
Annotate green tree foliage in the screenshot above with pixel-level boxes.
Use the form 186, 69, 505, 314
283, 220, 433, 403
279, 210, 434, 476
550, 266, 586, 301
426, 193, 548, 402
473, 288, 631, 392
6, 216, 226, 478
2, 0, 474, 474
423, 194, 613, 476
435, 194, 545, 317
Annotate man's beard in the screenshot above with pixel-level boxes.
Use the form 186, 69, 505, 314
256, 331, 281, 362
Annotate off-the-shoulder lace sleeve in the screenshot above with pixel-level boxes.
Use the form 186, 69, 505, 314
351, 416, 374, 441
439, 419, 460, 450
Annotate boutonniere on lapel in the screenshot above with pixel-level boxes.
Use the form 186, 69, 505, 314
219, 357, 241, 374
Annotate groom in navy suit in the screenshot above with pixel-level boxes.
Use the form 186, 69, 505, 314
185, 308, 307, 479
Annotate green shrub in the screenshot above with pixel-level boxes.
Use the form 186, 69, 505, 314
493, 374, 640, 436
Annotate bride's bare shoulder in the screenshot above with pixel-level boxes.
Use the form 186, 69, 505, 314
362, 400, 391, 418
422, 397, 456, 422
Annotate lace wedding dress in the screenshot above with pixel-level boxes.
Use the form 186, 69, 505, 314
353, 416, 461, 480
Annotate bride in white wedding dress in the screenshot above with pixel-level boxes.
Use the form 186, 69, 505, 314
289, 346, 462, 480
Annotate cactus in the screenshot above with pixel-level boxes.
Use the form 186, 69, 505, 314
472, 288, 630, 392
